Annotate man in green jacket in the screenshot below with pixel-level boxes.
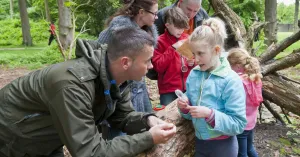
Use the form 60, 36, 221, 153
0, 27, 176, 157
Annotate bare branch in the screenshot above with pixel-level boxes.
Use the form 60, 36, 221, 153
275, 72, 300, 85
68, 14, 91, 59
261, 49, 300, 75
259, 30, 300, 63
246, 22, 266, 56
262, 100, 286, 125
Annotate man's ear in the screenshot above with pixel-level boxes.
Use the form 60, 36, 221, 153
120, 57, 132, 70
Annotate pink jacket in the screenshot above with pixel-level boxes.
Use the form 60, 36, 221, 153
239, 74, 263, 130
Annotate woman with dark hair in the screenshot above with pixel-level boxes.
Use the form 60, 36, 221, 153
98, 0, 158, 139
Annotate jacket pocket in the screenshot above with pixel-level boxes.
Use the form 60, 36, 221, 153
14, 113, 54, 137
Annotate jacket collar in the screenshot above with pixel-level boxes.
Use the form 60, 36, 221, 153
194, 57, 231, 78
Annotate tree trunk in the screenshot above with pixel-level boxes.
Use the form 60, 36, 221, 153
264, 0, 278, 46
10, 0, 14, 19
18, 0, 33, 46
57, 0, 73, 51
137, 101, 196, 157
262, 74, 300, 116
45, 0, 51, 22
294, 0, 299, 32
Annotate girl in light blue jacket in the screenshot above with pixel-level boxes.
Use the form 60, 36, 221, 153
177, 17, 247, 157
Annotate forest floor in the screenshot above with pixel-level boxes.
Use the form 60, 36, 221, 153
0, 67, 299, 157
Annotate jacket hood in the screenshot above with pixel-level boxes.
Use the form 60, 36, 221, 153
74, 39, 120, 110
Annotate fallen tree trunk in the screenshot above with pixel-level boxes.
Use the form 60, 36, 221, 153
137, 101, 195, 157
262, 75, 300, 116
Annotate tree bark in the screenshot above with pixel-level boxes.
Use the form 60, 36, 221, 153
261, 49, 300, 75
10, 0, 14, 19
137, 101, 196, 157
57, 0, 73, 51
262, 75, 300, 116
259, 30, 300, 63
18, 0, 33, 46
45, 0, 51, 22
208, 0, 247, 50
264, 0, 278, 46
294, 0, 299, 32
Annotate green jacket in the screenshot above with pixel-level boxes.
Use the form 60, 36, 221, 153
0, 40, 154, 157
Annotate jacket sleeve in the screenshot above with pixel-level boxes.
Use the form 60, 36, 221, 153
107, 86, 154, 134
179, 73, 192, 120
49, 86, 154, 157
208, 78, 247, 136
152, 41, 176, 74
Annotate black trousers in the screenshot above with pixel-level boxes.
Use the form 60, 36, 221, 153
48, 34, 55, 46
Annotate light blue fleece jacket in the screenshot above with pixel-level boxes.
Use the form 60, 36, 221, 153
181, 57, 247, 140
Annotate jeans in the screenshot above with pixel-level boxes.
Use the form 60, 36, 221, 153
195, 136, 238, 157
107, 78, 152, 140
159, 92, 178, 106
237, 130, 258, 157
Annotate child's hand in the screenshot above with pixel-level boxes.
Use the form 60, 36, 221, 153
172, 39, 187, 49
177, 98, 189, 110
186, 106, 211, 118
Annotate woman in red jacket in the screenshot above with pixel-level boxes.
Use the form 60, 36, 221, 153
152, 7, 194, 109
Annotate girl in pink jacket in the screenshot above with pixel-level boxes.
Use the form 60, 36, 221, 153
228, 48, 263, 157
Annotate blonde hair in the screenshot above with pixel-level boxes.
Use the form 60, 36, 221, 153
189, 17, 227, 49
228, 48, 263, 82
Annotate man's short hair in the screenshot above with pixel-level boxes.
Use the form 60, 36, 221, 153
107, 27, 155, 61
182, 0, 202, 5
164, 7, 189, 29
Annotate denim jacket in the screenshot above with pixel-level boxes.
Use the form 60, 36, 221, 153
181, 58, 247, 140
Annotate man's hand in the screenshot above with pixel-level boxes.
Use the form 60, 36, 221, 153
147, 116, 166, 127
149, 123, 176, 144
186, 106, 211, 118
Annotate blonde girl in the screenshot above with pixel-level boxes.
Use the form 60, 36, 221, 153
177, 17, 247, 157
228, 48, 263, 157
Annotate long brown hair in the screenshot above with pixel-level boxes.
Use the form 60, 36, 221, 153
106, 0, 158, 26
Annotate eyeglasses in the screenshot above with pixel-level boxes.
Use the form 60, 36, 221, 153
144, 10, 158, 17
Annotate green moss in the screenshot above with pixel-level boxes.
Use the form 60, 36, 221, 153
279, 138, 292, 146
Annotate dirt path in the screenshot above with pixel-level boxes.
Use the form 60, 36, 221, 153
0, 68, 299, 157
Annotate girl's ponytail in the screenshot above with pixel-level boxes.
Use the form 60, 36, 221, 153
228, 48, 262, 82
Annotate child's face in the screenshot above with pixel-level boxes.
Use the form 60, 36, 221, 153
165, 23, 185, 38
231, 64, 245, 73
189, 41, 220, 72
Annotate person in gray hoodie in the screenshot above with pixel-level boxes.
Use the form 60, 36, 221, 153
98, 0, 159, 139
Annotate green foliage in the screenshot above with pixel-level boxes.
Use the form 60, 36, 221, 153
277, 3, 300, 24
27, 0, 59, 22
0, 19, 49, 46
0, 45, 63, 69
0, 0, 19, 20
73, 0, 120, 36
226, 0, 264, 29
